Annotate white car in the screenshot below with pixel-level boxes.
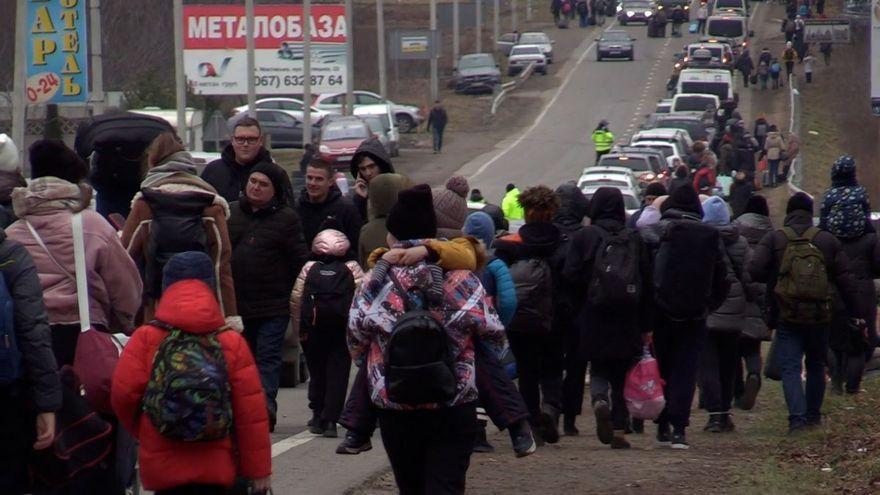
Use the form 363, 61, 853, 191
231, 98, 329, 124
507, 45, 548, 76
631, 128, 694, 155
582, 185, 642, 217
516, 32, 554, 63
578, 167, 639, 191
630, 140, 686, 170
313, 90, 424, 133
354, 104, 400, 157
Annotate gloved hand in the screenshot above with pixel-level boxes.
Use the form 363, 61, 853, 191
225, 316, 244, 333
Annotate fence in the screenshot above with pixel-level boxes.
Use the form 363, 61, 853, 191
490, 61, 537, 116
786, 72, 807, 196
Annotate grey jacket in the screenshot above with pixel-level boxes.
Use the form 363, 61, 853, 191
707, 224, 749, 333
733, 213, 773, 339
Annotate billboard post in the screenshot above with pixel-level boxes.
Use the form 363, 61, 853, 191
174, 0, 187, 145
873, 2, 880, 116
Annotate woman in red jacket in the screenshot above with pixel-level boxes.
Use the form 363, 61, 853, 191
111, 252, 271, 494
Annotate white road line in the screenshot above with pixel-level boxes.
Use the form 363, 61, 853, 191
272, 430, 319, 458
467, 22, 621, 181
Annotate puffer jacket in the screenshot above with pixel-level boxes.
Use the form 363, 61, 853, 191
289, 229, 364, 337
111, 280, 270, 491
706, 225, 749, 333
464, 212, 517, 326
6, 178, 142, 330
121, 153, 236, 320
830, 233, 880, 350
764, 131, 785, 160
733, 212, 773, 340
358, 173, 410, 267
350, 139, 395, 220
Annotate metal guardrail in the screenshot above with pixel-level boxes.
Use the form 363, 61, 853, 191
491, 61, 537, 115
785, 72, 808, 196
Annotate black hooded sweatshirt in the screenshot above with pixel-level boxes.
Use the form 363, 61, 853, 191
296, 186, 363, 259
350, 138, 395, 221
202, 144, 294, 206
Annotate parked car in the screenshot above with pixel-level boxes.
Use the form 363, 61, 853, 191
611, 146, 669, 178
596, 153, 669, 189
670, 93, 720, 117
355, 103, 399, 157
227, 109, 320, 149
496, 32, 519, 56
507, 45, 548, 76
631, 128, 694, 155
616, 0, 655, 24
315, 116, 372, 167
313, 90, 424, 133
231, 98, 329, 125
644, 114, 716, 143
453, 53, 502, 93
629, 140, 686, 169
516, 32, 555, 63
596, 31, 635, 61
655, 99, 674, 113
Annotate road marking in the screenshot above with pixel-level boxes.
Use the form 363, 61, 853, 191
272, 430, 319, 458
466, 22, 621, 181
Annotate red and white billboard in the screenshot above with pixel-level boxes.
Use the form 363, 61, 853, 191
183, 5, 347, 95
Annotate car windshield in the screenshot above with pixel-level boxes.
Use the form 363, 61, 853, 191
623, 194, 641, 210
715, 0, 743, 8
459, 55, 494, 69
707, 20, 744, 38
322, 122, 369, 141
634, 143, 673, 157
625, 1, 654, 7
603, 32, 631, 41
598, 156, 650, 172
675, 96, 716, 111
518, 33, 549, 44
680, 81, 729, 100
511, 46, 542, 55
657, 119, 709, 139
364, 118, 385, 134
689, 46, 723, 58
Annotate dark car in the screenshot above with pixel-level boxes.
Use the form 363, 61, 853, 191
656, 0, 690, 20
617, 0, 655, 24
596, 31, 636, 61
226, 109, 320, 149
454, 53, 502, 94
646, 115, 716, 143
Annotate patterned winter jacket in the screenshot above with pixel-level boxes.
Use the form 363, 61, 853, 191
348, 241, 505, 411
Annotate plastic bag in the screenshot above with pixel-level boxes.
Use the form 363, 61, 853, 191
624, 345, 666, 420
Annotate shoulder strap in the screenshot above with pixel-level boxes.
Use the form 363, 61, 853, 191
781, 226, 798, 241
71, 213, 91, 334
24, 220, 76, 284
803, 226, 821, 243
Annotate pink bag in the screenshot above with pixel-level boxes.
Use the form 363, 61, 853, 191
624, 345, 666, 420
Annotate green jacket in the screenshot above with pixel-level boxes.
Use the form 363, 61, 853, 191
592, 129, 615, 152
501, 188, 525, 221
358, 173, 411, 267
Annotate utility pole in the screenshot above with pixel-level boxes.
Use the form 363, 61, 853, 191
527, 0, 532, 21
493, 0, 500, 48
430, 0, 438, 101
246, 0, 256, 117
89, 0, 105, 115
476, 0, 482, 53
173, 0, 187, 146
12, 0, 26, 171
377, 0, 387, 99
345, 0, 355, 115
453, 0, 460, 66
303, 0, 312, 146
512, 0, 518, 32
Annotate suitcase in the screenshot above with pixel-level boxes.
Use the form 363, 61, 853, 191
689, 21, 699, 33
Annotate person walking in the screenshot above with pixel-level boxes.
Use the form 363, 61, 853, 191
564, 187, 653, 449
670, 5, 686, 36
820, 42, 832, 66
426, 100, 448, 154
782, 42, 797, 83
296, 159, 363, 255
502, 183, 526, 221
769, 59, 782, 89
111, 252, 272, 495
753, 115, 770, 150
764, 125, 786, 187
699, 196, 749, 433
803, 49, 816, 83
736, 49, 755, 88
696, 2, 709, 34
228, 162, 309, 431
348, 184, 506, 494
591, 120, 615, 164
357, 173, 411, 267
350, 138, 396, 221
748, 193, 865, 433
757, 61, 770, 90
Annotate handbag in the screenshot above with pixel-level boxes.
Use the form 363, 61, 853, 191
749, 73, 758, 85
624, 345, 666, 420
764, 330, 781, 381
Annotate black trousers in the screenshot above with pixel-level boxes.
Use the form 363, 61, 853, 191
654, 317, 708, 431
699, 331, 740, 413
562, 325, 589, 418
301, 327, 352, 423
830, 350, 866, 394
507, 331, 564, 423
378, 403, 477, 495
590, 359, 630, 430
0, 390, 34, 495
734, 336, 762, 398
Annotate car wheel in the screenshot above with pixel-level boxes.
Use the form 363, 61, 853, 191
395, 114, 415, 133
620, 19, 627, 25
629, 50, 635, 61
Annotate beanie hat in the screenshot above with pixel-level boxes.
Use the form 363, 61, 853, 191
29, 139, 88, 184
661, 184, 703, 217
250, 162, 289, 203
744, 195, 769, 216
433, 183, 468, 238
701, 196, 731, 226
786, 192, 814, 214
469, 188, 484, 203
506, 183, 516, 192
645, 182, 667, 198
162, 251, 217, 293
386, 184, 437, 241
445, 176, 469, 199
464, 211, 496, 249
0, 134, 20, 173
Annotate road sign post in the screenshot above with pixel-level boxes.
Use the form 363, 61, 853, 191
303, 0, 313, 145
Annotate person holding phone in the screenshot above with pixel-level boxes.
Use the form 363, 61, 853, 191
349, 138, 396, 221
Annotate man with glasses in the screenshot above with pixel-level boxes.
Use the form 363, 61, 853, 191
202, 117, 294, 204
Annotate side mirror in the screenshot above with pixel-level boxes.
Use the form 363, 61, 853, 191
595, 38, 600, 41
551, 40, 557, 44
630, 38, 637, 41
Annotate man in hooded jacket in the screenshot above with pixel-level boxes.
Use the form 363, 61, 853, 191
358, 173, 411, 267
350, 138, 395, 221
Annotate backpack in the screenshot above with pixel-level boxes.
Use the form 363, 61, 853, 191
770, 63, 781, 74
587, 228, 641, 309
508, 258, 554, 333
562, 1, 572, 13
654, 220, 721, 320
300, 260, 356, 331
142, 189, 215, 298
774, 227, 831, 324
142, 320, 233, 441
383, 270, 457, 405
0, 270, 20, 386
755, 121, 768, 138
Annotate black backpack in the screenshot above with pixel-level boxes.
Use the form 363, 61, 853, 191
384, 270, 457, 405
300, 260, 356, 331
588, 227, 642, 309
654, 220, 721, 320
508, 258, 554, 333
142, 189, 214, 298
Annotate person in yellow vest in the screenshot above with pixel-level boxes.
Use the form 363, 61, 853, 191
502, 183, 525, 221
591, 120, 614, 164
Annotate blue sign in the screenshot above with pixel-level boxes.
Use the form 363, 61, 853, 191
26, 0, 89, 105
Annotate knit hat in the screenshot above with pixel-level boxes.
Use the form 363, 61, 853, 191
469, 189, 484, 203
162, 251, 217, 293
445, 176, 469, 199
786, 192, 814, 214
645, 182, 667, 198
249, 162, 290, 204
701, 196, 731, 226
661, 184, 703, 217
0, 134, 20, 173
744, 195, 769, 216
29, 139, 88, 184
675, 165, 689, 179
433, 182, 468, 238
386, 184, 437, 241
464, 211, 496, 249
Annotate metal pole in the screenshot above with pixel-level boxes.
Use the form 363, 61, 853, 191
246, 0, 256, 117
303, 0, 312, 146
377, 0, 387, 99
527, 0, 532, 21
173, 0, 187, 146
453, 0, 460, 66
12, 0, 27, 171
430, 0, 438, 101
345, 0, 354, 115
89, 0, 105, 115
493, 0, 500, 47
512, 0, 518, 32
476, 0, 482, 53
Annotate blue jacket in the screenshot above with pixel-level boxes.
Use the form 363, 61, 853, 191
482, 257, 517, 327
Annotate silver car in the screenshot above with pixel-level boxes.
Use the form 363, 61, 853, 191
516, 32, 554, 63
313, 90, 424, 133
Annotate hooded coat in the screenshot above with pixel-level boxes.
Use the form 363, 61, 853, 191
350, 139, 395, 221
464, 212, 517, 326
358, 173, 410, 267
763, 131, 785, 161
702, 197, 749, 333
733, 212, 773, 340
819, 160, 872, 240
553, 183, 589, 234
296, 186, 363, 258
201, 144, 294, 206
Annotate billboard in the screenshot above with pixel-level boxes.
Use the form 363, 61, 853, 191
873, 0, 880, 115
26, 0, 90, 104
183, 5, 347, 95
803, 18, 851, 43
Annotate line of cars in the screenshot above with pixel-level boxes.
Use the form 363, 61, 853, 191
454, 31, 555, 93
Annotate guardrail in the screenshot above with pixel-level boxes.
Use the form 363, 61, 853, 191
490, 61, 537, 116
785, 72, 808, 197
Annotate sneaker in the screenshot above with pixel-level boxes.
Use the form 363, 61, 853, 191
473, 427, 496, 453
540, 406, 561, 444
656, 424, 671, 446
788, 422, 808, 436
508, 421, 537, 458
671, 432, 689, 450
740, 374, 760, 411
720, 414, 735, 433
563, 415, 580, 436
611, 433, 631, 449
322, 422, 338, 438
593, 400, 613, 445
806, 416, 822, 428
335, 431, 373, 455
704, 415, 722, 433
308, 418, 326, 435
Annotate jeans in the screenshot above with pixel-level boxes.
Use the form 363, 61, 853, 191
768, 159, 780, 186
302, 326, 352, 424
507, 331, 564, 424
654, 317, 708, 432
590, 359, 630, 430
776, 323, 829, 427
697, 18, 706, 34
432, 127, 444, 152
734, 336, 762, 398
243, 316, 291, 415
698, 331, 739, 413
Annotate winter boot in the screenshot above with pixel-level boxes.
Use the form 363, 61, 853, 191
540, 405, 561, 444
335, 431, 373, 455
611, 430, 631, 449
323, 422, 338, 438
704, 413, 723, 433
593, 400, 613, 445
631, 418, 645, 434
563, 414, 579, 436
308, 413, 325, 435
473, 422, 495, 453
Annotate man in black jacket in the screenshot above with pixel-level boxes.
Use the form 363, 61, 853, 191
0, 229, 61, 493
296, 160, 363, 258
747, 193, 863, 433
426, 100, 448, 154
350, 138, 395, 221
